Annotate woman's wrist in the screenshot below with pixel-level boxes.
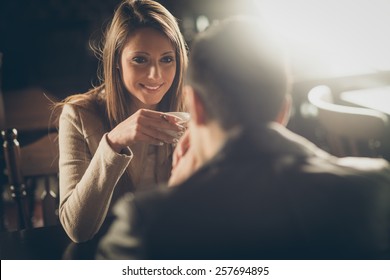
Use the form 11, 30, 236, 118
106, 132, 124, 154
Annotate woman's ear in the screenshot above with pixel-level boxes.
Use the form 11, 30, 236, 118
275, 94, 292, 126
184, 85, 206, 125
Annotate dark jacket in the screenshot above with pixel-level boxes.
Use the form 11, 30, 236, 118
97, 123, 390, 259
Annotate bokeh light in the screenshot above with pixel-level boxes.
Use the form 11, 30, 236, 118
256, 0, 390, 80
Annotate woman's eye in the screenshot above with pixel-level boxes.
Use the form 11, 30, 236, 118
161, 56, 175, 63
132, 57, 147, 64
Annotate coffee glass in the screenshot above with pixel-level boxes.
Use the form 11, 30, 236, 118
161, 112, 190, 138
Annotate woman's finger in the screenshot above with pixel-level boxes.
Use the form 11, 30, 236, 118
138, 113, 185, 133
138, 124, 183, 144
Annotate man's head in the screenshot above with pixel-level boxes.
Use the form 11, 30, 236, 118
186, 16, 292, 131
167, 16, 293, 187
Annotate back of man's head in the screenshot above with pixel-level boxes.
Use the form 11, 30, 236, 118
187, 16, 291, 130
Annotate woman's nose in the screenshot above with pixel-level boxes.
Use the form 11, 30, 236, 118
147, 63, 162, 80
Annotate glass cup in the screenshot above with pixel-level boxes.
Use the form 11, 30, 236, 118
164, 112, 190, 125
161, 112, 190, 139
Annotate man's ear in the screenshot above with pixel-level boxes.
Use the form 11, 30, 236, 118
275, 94, 292, 126
185, 85, 206, 125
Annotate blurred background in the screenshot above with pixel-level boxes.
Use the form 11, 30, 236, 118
1, 0, 390, 93
1, 0, 390, 230
1, 0, 390, 153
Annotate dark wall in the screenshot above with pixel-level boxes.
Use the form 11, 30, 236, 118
0, 0, 122, 98
0, 0, 260, 99
1, 0, 389, 144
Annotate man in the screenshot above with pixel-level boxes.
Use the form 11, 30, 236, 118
96, 17, 390, 259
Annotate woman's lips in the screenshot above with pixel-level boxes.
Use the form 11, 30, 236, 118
141, 83, 163, 91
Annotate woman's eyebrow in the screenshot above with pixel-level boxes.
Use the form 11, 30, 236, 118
161, 50, 175, 55
129, 51, 150, 55
126, 51, 174, 56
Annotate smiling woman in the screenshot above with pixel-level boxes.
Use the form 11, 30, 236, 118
52, 0, 188, 243
118, 27, 177, 111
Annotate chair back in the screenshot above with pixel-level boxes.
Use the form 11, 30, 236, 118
20, 132, 59, 227
308, 85, 389, 157
1, 87, 59, 230
0, 52, 5, 231
0, 52, 5, 129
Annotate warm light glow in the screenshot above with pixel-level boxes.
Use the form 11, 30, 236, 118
257, 0, 390, 79
196, 15, 210, 32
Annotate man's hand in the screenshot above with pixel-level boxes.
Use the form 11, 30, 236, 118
168, 130, 198, 187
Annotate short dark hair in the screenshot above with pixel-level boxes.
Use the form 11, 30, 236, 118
187, 16, 291, 130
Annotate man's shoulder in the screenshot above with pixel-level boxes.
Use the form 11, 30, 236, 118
335, 156, 390, 173
297, 153, 390, 195
306, 153, 390, 177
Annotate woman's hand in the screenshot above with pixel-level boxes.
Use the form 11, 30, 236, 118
168, 130, 198, 187
107, 109, 185, 153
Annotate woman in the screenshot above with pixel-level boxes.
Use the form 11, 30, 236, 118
56, 0, 188, 242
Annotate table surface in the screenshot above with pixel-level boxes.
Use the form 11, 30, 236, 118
340, 86, 390, 115
0, 222, 110, 260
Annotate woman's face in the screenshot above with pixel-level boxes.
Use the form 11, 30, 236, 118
119, 27, 177, 110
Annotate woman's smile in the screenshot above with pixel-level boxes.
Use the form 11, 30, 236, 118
119, 27, 177, 109
141, 83, 164, 92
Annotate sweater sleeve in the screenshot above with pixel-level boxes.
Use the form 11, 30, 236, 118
58, 104, 133, 242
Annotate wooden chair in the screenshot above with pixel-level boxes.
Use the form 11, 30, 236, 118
20, 131, 59, 227
308, 85, 389, 157
0, 53, 5, 231
2, 130, 59, 231
1, 87, 59, 230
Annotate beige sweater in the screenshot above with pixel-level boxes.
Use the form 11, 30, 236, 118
58, 100, 172, 242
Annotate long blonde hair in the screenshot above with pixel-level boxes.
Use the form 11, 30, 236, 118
54, 0, 188, 129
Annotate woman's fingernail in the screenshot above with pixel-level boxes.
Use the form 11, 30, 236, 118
173, 138, 179, 144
